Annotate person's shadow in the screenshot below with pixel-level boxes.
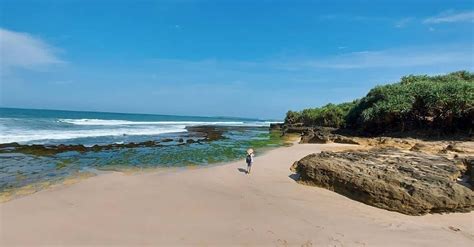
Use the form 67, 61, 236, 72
237, 168, 248, 174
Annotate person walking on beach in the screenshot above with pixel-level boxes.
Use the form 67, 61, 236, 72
246, 148, 254, 174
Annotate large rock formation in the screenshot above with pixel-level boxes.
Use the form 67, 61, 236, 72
291, 147, 473, 215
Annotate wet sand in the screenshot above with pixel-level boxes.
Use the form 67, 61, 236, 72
1, 143, 473, 246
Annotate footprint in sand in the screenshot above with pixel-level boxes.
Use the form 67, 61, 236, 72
448, 226, 461, 232
276, 239, 289, 246
300, 240, 313, 247
328, 236, 344, 247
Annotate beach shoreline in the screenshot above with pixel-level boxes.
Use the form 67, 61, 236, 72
0, 133, 298, 204
1, 143, 473, 246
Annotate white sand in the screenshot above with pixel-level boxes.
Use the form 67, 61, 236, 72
1, 143, 473, 246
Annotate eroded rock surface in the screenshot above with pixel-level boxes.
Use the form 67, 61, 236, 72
292, 147, 473, 215
299, 127, 360, 145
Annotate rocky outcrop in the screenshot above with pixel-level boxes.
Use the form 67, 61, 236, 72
269, 123, 284, 130
292, 148, 473, 215
299, 127, 360, 145
186, 139, 197, 144
0, 141, 165, 156
462, 157, 474, 186
280, 123, 314, 135
186, 125, 227, 142
0, 125, 238, 156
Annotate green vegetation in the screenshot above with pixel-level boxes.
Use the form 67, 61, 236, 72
285, 71, 474, 133
285, 101, 358, 128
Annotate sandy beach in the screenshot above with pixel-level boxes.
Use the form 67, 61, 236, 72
1, 143, 473, 246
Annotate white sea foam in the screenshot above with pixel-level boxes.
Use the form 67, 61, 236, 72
0, 126, 187, 143
57, 118, 279, 127
0, 117, 282, 144
58, 119, 248, 126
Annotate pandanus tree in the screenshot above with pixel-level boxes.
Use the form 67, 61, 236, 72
285, 71, 474, 133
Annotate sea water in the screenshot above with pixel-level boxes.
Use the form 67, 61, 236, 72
0, 108, 284, 194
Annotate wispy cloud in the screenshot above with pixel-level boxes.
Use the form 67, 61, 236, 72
146, 44, 473, 73
394, 17, 414, 28
0, 28, 64, 73
423, 10, 474, 24
296, 45, 473, 69
318, 14, 390, 22
320, 11, 474, 27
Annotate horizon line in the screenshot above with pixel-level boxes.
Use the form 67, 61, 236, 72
0, 106, 281, 122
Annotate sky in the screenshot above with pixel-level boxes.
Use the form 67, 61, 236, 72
0, 0, 473, 119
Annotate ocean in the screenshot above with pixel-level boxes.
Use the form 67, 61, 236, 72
0, 108, 284, 196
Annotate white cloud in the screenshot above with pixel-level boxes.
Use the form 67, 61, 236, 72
423, 10, 474, 24
0, 28, 64, 73
299, 46, 474, 69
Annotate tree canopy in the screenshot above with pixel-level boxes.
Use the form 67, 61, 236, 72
285, 71, 474, 133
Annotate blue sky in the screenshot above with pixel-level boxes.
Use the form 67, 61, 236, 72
0, 0, 473, 119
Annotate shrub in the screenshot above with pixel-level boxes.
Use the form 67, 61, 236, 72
285, 101, 358, 128
286, 71, 474, 133
284, 110, 302, 124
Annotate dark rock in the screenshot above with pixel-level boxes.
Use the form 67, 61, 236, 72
142, 140, 157, 147
161, 138, 173, 142
302, 132, 330, 143
186, 139, 197, 144
299, 127, 359, 145
270, 123, 284, 130
0, 142, 21, 148
186, 125, 226, 142
284, 124, 314, 135
292, 147, 473, 215
332, 135, 359, 145
177, 138, 184, 143
462, 157, 474, 187
91, 145, 102, 152
0, 140, 166, 156
125, 142, 137, 148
